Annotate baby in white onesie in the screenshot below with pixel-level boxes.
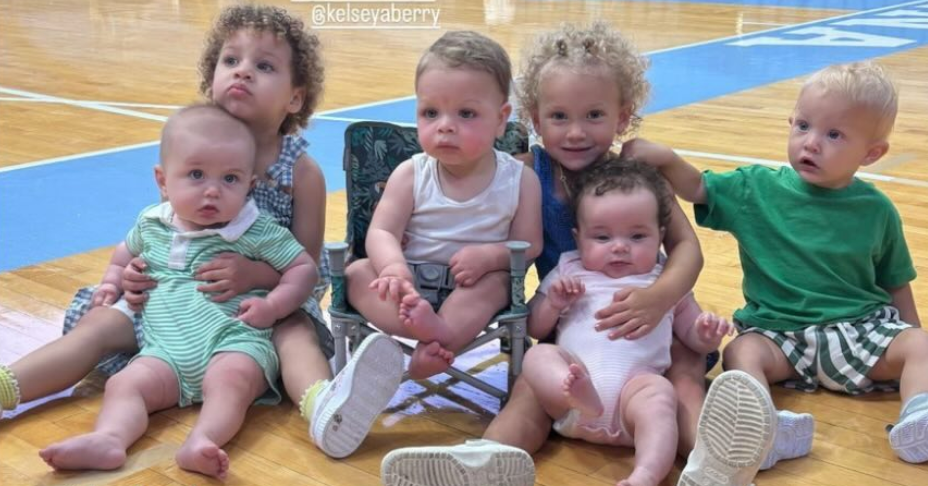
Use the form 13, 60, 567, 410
521, 157, 732, 486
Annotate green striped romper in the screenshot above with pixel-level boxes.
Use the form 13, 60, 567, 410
127, 200, 304, 407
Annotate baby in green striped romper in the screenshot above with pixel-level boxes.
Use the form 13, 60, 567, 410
38, 104, 317, 480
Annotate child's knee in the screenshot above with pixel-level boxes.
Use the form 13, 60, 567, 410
523, 344, 561, 369
203, 354, 264, 397
625, 375, 677, 412
895, 328, 928, 359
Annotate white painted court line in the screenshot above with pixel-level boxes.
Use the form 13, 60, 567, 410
676, 149, 928, 189
0, 141, 160, 174
0, 86, 168, 122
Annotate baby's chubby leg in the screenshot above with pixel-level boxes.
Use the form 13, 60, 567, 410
346, 258, 418, 337
39, 357, 178, 471
521, 344, 602, 420
176, 352, 267, 480
405, 271, 510, 379
618, 374, 677, 486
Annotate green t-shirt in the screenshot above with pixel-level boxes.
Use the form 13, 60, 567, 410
695, 165, 915, 332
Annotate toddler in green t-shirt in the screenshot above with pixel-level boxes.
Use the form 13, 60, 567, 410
626, 61, 927, 478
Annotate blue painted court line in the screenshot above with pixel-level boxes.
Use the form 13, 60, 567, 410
2, 0, 928, 272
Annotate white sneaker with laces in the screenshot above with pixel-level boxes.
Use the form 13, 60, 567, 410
381, 439, 535, 486
311, 334, 403, 458
890, 408, 928, 463
759, 410, 814, 470
677, 370, 776, 486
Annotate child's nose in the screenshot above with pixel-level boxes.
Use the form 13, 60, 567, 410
612, 240, 629, 253
567, 123, 584, 140
204, 182, 221, 198
437, 115, 455, 133
234, 63, 254, 80
803, 134, 820, 152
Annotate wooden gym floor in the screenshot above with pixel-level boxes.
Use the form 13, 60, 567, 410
1, 1, 927, 485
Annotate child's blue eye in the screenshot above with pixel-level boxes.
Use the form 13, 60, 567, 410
421, 108, 438, 119
257, 61, 274, 73
459, 109, 476, 119
189, 170, 204, 180
222, 56, 238, 67
224, 174, 239, 183
588, 110, 605, 120
551, 112, 567, 121
827, 130, 842, 140
796, 121, 809, 131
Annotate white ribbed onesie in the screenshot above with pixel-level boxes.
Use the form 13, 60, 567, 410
541, 250, 673, 445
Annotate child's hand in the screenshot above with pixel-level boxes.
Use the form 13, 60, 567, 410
196, 253, 261, 302
370, 268, 417, 303
694, 311, 734, 348
595, 286, 671, 340
237, 297, 277, 329
449, 246, 494, 287
122, 257, 156, 312
546, 277, 585, 311
620, 138, 675, 167
91, 283, 121, 308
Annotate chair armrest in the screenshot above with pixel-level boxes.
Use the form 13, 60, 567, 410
325, 242, 350, 313
506, 241, 531, 313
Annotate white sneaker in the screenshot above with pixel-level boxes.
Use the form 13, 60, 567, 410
890, 408, 928, 463
381, 439, 535, 486
677, 370, 776, 486
311, 334, 403, 458
759, 410, 814, 470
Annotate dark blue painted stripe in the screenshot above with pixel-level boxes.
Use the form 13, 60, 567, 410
0, 119, 351, 272
3, 1, 928, 271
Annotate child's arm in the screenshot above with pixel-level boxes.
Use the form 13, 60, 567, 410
622, 138, 707, 204
889, 283, 921, 327
238, 252, 318, 329
449, 168, 543, 286
366, 161, 417, 298
676, 311, 734, 354
92, 243, 135, 307
527, 276, 585, 339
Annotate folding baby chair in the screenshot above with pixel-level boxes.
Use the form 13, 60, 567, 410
326, 120, 531, 402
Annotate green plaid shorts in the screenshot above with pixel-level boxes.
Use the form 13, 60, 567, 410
736, 306, 912, 395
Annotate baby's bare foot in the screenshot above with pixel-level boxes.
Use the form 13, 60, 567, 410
408, 341, 455, 379
39, 432, 126, 471
399, 294, 449, 343
175, 435, 230, 480
563, 363, 603, 418
618, 465, 661, 486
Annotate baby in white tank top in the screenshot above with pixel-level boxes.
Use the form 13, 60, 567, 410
344, 31, 543, 380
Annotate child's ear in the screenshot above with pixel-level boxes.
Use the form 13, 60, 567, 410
616, 106, 632, 136
862, 141, 890, 166
497, 102, 513, 137
287, 88, 305, 114
154, 165, 168, 201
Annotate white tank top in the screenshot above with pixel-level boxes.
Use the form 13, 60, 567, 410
403, 150, 523, 264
